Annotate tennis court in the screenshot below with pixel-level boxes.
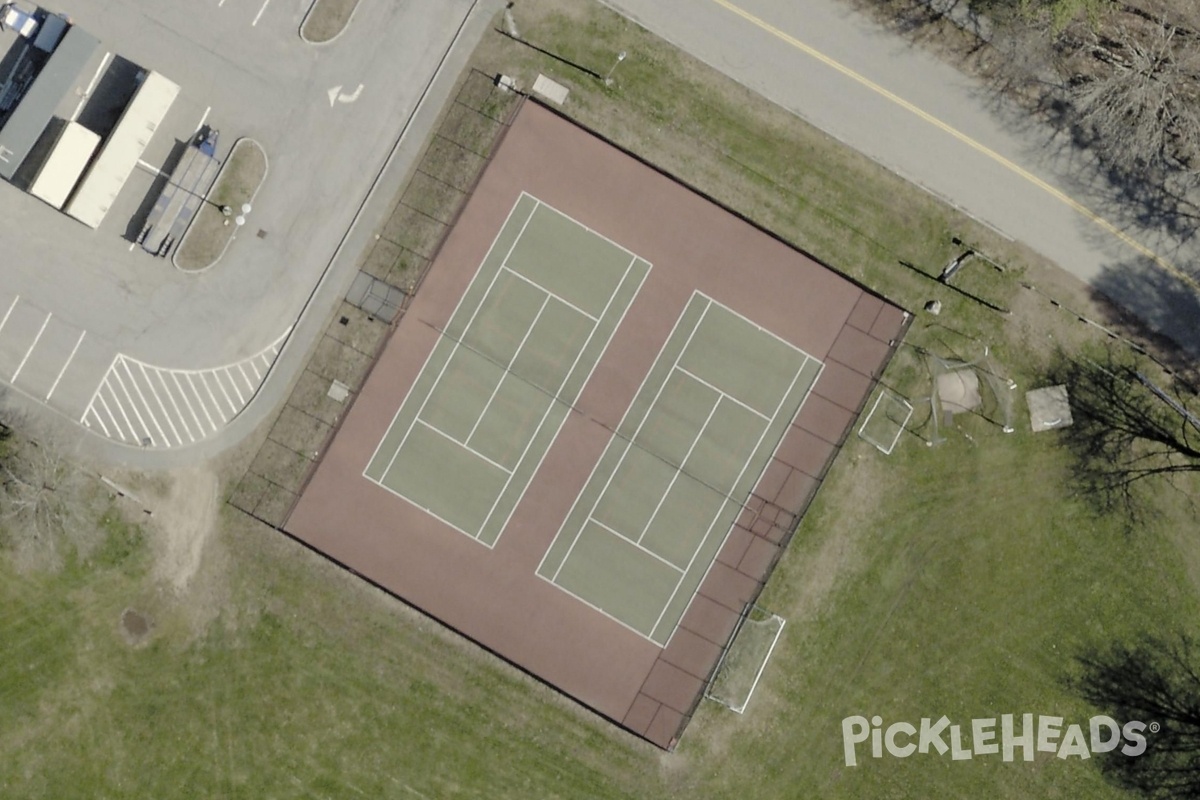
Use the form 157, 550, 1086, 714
286, 101, 909, 749
538, 294, 821, 645
364, 192, 650, 546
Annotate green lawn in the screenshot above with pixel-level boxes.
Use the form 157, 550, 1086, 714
2, 0, 1197, 797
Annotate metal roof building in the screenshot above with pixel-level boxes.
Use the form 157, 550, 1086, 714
0, 24, 100, 181
65, 70, 179, 228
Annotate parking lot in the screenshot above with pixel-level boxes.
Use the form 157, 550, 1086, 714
0, 0, 484, 453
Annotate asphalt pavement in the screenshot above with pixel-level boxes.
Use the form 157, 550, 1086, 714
601, 0, 1200, 355
0, 0, 500, 465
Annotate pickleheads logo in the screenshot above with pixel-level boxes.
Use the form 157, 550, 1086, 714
841, 714, 1159, 766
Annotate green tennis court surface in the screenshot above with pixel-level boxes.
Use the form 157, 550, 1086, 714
537, 294, 822, 645
364, 193, 650, 545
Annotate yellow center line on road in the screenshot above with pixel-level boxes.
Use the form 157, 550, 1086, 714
709, 0, 1198, 291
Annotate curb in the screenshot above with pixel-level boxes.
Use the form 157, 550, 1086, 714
172, 137, 270, 274
299, 0, 361, 46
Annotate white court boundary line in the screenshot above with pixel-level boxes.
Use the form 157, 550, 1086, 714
365, 193, 651, 548
365, 196, 537, 479
532, 191, 643, 261
375, 218, 534, 482
502, 266, 599, 322
463, 292, 550, 447
416, 419, 514, 475
478, 252, 646, 544
633, 388, 723, 544
538, 293, 823, 646
676, 365, 770, 420
544, 294, 714, 585
647, 355, 814, 643
590, 517, 685, 573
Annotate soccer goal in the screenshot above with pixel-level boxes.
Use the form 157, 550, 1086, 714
926, 347, 1016, 445
858, 390, 914, 454
705, 605, 786, 714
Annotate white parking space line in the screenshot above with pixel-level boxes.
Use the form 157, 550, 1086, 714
46, 330, 87, 402
252, 0, 271, 26
196, 106, 211, 132
11, 311, 51, 382
136, 159, 163, 177
0, 295, 19, 335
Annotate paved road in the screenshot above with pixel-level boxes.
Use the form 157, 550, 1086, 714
0, 0, 498, 462
602, 0, 1200, 355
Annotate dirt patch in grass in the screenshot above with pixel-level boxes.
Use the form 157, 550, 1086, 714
119, 608, 151, 645
301, 0, 359, 44
173, 139, 268, 272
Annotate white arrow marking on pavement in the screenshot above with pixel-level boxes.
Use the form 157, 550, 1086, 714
327, 84, 365, 107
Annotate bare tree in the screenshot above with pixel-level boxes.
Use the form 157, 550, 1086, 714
1070, 8, 1200, 172
0, 413, 99, 570
1046, 345, 1200, 519
969, 0, 1200, 176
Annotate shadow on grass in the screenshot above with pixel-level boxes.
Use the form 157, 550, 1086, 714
1072, 634, 1200, 799
1043, 343, 1200, 529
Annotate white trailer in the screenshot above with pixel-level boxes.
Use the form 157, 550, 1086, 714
28, 121, 100, 208
65, 70, 179, 229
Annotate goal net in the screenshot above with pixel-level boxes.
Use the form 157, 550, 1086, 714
927, 349, 1016, 445
705, 605, 786, 714
858, 390, 914, 454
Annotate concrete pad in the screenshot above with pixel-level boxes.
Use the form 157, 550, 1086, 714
532, 73, 569, 104
1027, 384, 1072, 432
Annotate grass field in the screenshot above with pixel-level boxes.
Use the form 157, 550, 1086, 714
2, 0, 1198, 797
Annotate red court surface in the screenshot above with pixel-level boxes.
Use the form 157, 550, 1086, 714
286, 100, 909, 749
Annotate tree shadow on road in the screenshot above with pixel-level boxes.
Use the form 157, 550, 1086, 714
1088, 256, 1200, 374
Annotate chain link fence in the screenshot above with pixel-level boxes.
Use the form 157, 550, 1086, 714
231, 70, 523, 526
